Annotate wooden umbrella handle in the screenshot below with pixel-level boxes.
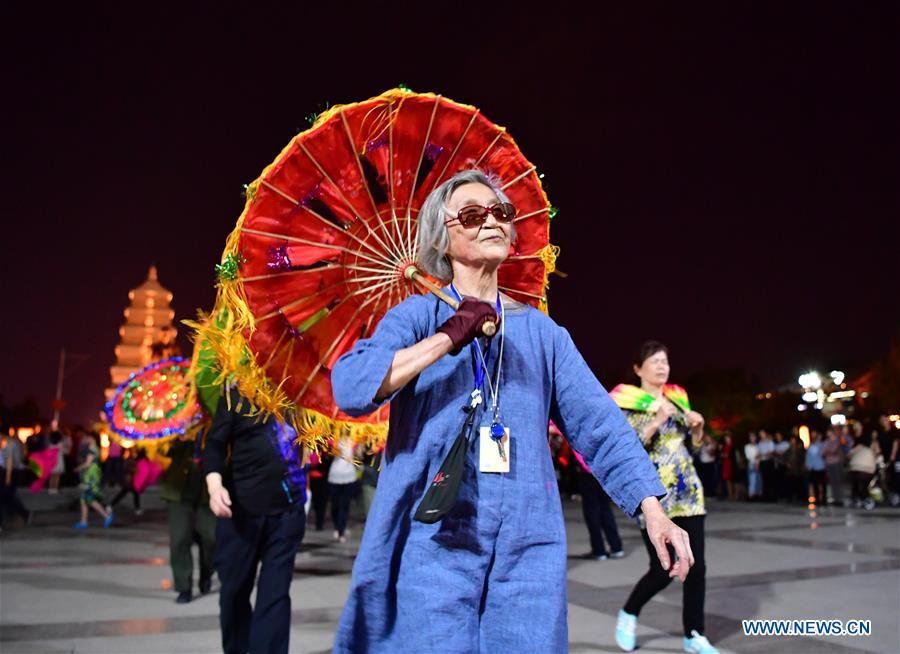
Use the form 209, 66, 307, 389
403, 266, 497, 337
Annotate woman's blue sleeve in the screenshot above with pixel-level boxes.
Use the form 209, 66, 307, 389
331, 295, 430, 417
549, 326, 665, 517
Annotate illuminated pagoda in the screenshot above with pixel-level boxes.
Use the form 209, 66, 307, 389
105, 266, 178, 402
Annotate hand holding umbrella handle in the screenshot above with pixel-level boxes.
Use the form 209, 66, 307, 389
404, 266, 497, 337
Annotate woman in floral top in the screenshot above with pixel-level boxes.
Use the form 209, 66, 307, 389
615, 341, 717, 654
73, 433, 113, 529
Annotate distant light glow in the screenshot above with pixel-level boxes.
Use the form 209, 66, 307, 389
802, 391, 818, 403
830, 414, 847, 426
830, 370, 845, 385
799, 425, 810, 448
15, 427, 37, 442
797, 404, 807, 412
799, 372, 822, 390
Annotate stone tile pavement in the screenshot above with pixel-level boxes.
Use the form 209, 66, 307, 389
1, 488, 897, 653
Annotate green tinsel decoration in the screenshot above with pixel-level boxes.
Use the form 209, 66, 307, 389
241, 182, 258, 202
305, 101, 332, 126
398, 83, 413, 92
548, 206, 559, 220
215, 253, 244, 282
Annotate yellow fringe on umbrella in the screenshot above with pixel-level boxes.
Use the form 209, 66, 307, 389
537, 244, 560, 314
185, 280, 387, 453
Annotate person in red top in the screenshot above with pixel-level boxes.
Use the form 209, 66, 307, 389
718, 432, 735, 500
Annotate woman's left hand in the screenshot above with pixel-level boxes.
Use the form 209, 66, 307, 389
685, 410, 705, 433
641, 497, 694, 582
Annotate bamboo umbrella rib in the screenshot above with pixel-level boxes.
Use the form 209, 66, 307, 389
240, 227, 391, 270
512, 207, 549, 224
427, 110, 480, 197
386, 101, 397, 225
242, 264, 342, 284
343, 262, 401, 276
259, 179, 300, 204
353, 284, 389, 347
298, 141, 402, 266
280, 337, 296, 386
473, 129, 504, 168
262, 329, 290, 371
386, 103, 411, 263
499, 285, 544, 300
292, 289, 388, 404
360, 311, 377, 342
405, 96, 441, 257
410, 214, 421, 262
256, 281, 345, 323
340, 111, 382, 217
259, 179, 389, 264
274, 285, 385, 402
339, 111, 405, 257
244, 261, 398, 286
500, 167, 536, 191
350, 272, 401, 284
348, 276, 401, 297
389, 206, 410, 264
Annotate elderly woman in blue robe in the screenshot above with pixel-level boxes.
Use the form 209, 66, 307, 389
330, 169, 693, 653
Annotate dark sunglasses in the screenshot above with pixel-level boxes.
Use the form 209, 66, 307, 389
444, 202, 517, 228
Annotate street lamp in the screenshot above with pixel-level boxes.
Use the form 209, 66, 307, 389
798, 372, 822, 390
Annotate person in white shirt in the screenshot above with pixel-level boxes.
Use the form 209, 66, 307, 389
328, 437, 359, 542
698, 436, 718, 498
757, 430, 776, 501
744, 432, 761, 500
848, 434, 877, 510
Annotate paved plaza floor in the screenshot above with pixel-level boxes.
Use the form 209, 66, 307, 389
1, 488, 897, 653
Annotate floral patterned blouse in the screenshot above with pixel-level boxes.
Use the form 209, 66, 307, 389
624, 409, 705, 519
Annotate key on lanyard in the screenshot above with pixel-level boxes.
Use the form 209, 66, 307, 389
491, 408, 506, 461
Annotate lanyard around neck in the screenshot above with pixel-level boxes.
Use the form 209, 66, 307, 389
448, 284, 504, 409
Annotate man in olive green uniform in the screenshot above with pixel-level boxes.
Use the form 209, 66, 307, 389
161, 434, 216, 603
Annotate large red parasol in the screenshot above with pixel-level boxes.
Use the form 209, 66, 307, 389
199, 88, 558, 449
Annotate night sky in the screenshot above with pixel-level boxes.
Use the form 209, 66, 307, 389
3, 2, 897, 426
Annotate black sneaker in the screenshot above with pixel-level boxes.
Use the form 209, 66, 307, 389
176, 590, 192, 604
199, 578, 212, 595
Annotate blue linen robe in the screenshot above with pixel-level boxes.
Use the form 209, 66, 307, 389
331, 293, 665, 653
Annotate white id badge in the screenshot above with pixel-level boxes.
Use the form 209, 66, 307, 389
479, 426, 510, 473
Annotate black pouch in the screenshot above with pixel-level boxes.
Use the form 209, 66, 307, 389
414, 408, 477, 524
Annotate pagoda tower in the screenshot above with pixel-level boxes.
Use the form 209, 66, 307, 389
105, 266, 178, 402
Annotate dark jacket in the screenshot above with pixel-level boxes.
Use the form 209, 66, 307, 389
202, 388, 306, 516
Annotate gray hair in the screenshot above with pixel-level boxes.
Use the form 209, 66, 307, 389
415, 169, 514, 281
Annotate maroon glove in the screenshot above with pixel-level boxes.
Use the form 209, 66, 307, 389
436, 298, 499, 354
